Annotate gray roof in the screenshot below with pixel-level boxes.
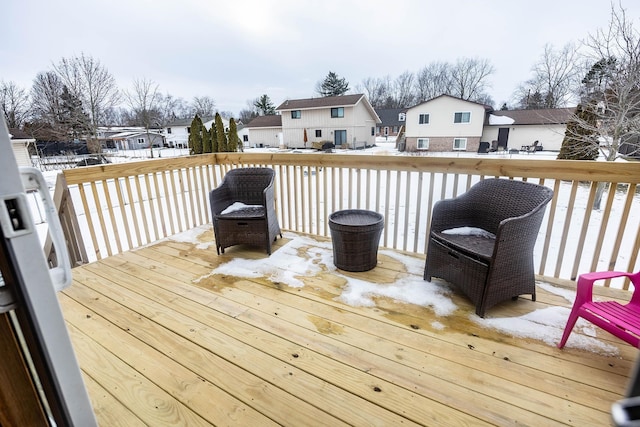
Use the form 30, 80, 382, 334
375, 108, 406, 126
490, 108, 575, 125
166, 116, 214, 127
276, 94, 365, 111
246, 115, 282, 128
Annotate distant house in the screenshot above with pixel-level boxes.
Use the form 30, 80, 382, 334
97, 126, 145, 149
276, 94, 381, 149
164, 116, 229, 149
482, 108, 574, 151
375, 108, 406, 139
404, 95, 491, 152
109, 131, 165, 150
9, 128, 34, 167
245, 115, 283, 148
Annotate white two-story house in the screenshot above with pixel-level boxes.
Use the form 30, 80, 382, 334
275, 94, 381, 149
404, 95, 491, 152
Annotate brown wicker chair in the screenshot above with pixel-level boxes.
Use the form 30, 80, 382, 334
209, 167, 282, 255
423, 178, 553, 317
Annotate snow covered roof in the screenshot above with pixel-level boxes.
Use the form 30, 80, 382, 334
489, 108, 575, 125
488, 114, 515, 125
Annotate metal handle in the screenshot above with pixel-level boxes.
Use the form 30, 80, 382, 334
19, 168, 72, 291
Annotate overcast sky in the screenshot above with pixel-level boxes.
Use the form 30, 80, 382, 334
3, 0, 640, 115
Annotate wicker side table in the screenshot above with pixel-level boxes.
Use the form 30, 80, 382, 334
328, 209, 384, 272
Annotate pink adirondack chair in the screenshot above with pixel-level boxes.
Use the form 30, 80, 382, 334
558, 270, 640, 349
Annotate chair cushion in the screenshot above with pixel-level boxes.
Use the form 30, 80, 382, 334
218, 206, 265, 220
431, 231, 495, 262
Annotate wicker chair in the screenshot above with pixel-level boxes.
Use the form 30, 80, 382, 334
423, 178, 554, 317
209, 167, 282, 255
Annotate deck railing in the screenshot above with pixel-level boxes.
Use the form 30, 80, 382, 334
56, 152, 640, 288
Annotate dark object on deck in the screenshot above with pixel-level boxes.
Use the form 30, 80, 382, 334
322, 142, 335, 152
478, 141, 490, 154
209, 167, 282, 255
423, 178, 553, 317
520, 140, 540, 154
329, 209, 384, 272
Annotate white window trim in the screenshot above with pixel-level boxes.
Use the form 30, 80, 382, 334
454, 111, 471, 124
419, 113, 430, 125
453, 138, 467, 151
417, 138, 430, 150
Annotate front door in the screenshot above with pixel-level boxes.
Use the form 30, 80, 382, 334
334, 130, 347, 147
497, 128, 510, 150
0, 117, 96, 425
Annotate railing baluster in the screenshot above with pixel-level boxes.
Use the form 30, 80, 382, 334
56, 154, 640, 285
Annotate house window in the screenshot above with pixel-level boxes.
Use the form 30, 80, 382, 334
315, 129, 322, 138
372, 127, 375, 136
331, 107, 344, 118
187, 127, 191, 134
417, 138, 429, 150
291, 110, 301, 119
243, 135, 249, 142
137, 138, 145, 144
167, 128, 172, 134
398, 112, 406, 121
419, 114, 430, 124
454, 112, 471, 123
453, 138, 467, 150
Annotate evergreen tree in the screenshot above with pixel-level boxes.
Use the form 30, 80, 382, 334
253, 94, 276, 115
557, 103, 599, 160
316, 71, 349, 97
210, 119, 218, 152
227, 118, 240, 152
60, 85, 90, 140
188, 114, 203, 154
202, 125, 212, 153
215, 112, 227, 152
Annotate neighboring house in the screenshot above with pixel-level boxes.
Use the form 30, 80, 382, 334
164, 116, 229, 149
482, 108, 574, 152
109, 131, 165, 150
97, 126, 145, 149
375, 108, 406, 139
236, 123, 250, 149
404, 95, 491, 152
245, 115, 283, 148
276, 94, 381, 149
9, 128, 34, 167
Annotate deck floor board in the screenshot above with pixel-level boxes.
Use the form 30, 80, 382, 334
60, 229, 635, 426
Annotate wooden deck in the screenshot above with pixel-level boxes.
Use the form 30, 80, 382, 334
59, 227, 637, 426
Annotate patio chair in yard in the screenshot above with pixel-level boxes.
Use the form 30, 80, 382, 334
209, 167, 282, 255
558, 270, 640, 349
424, 178, 554, 317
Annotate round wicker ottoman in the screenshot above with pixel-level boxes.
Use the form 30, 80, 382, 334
328, 209, 384, 272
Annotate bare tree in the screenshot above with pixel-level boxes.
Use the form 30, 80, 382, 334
513, 43, 582, 108
358, 76, 392, 109
0, 80, 30, 128
191, 96, 216, 118
29, 71, 67, 140
571, 4, 640, 162
449, 57, 495, 102
157, 94, 190, 126
53, 53, 120, 138
389, 71, 416, 108
414, 62, 453, 103
125, 78, 162, 157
